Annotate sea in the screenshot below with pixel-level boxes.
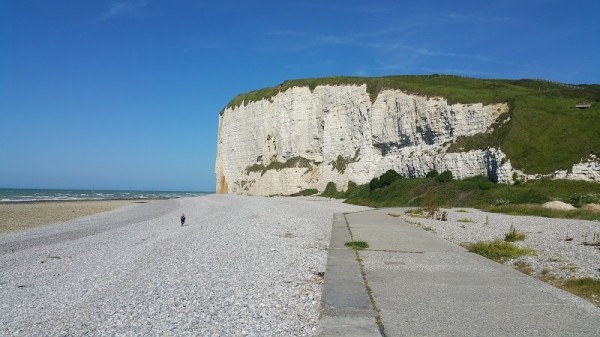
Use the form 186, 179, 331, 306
0, 188, 210, 203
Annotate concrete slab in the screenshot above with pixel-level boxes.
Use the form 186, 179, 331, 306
318, 214, 380, 336
347, 210, 457, 253
318, 209, 600, 336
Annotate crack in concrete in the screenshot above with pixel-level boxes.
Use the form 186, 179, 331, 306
343, 213, 387, 337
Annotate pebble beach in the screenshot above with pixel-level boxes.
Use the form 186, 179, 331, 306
0, 195, 368, 336
1, 196, 599, 336
398, 208, 600, 280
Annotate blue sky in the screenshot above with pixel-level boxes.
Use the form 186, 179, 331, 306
1, 0, 599, 192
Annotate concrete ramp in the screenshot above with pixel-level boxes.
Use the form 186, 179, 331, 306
318, 209, 600, 336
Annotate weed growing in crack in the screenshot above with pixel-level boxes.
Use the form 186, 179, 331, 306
345, 241, 369, 250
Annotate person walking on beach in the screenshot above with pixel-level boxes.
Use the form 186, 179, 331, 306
180, 213, 186, 226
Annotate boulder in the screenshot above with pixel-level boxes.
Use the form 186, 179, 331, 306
542, 201, 576, 211
582, 203, 600, 213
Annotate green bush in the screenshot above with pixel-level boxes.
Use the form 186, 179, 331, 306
346, 181, 358, 193
290, 189, 318, 196
380, 169, 402, 184
320, 181, 360, 199
369, 177, 381, 191
437, 170, 454, 182
569, 193, 600, 208
426, 170, 439, 178
321, 182, 341, 198
370, 170, 402, 191
476, 178, 496, 190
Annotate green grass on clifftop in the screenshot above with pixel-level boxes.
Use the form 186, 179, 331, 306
226, 75, 533, 108
224, 75, 600, 175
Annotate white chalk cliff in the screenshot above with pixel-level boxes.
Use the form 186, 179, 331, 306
215, 84, 598, 195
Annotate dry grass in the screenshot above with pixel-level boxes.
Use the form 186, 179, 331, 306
528, 268, 600, 307
514, 261, 533, 275
560, 278, 600, 306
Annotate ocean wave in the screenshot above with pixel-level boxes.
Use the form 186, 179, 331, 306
0, 190, 209, 203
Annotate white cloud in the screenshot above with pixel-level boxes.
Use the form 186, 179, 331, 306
386, 43, 493, 62
99, 0, 148, 21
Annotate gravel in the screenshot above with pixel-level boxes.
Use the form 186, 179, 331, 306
0, 195, 368, 336
398, 207, 600, 280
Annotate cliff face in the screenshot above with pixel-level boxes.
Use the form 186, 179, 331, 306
215, 84, 598, 195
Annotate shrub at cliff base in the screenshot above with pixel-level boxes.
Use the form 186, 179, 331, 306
369, 170, 402, 191
346, 181, 358, 194
570, 193, 600, 208
290, 189, 318, 196
368, 178, 380, 191
426, 170, 439, 178
437, 170, 453, 182
343, 177, 600, 220
321, 182, 345, 199
321, 181, 359, 199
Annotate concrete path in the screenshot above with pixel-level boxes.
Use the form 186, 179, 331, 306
318, 208, 600, 336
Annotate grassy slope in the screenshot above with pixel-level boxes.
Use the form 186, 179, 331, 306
224, 75, 600, 174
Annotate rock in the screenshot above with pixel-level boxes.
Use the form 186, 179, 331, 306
542, 201, 576, 211
582, 204, 600, 213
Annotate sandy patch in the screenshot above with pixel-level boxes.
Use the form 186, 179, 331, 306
0, 200, 139, 234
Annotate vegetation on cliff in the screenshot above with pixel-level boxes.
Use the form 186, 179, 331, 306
225, 75, 600, 175
245, 156, 316, 176
329, 149, 360, 174
324, 171, 600, 220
